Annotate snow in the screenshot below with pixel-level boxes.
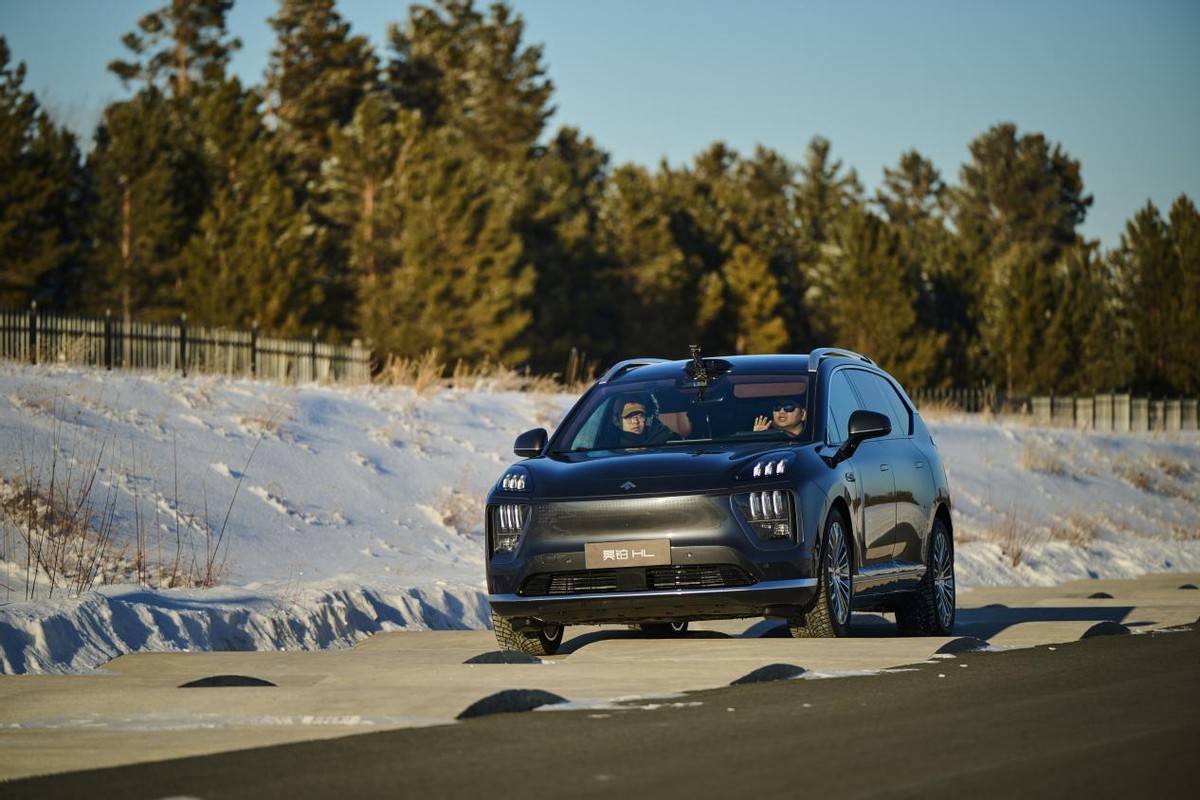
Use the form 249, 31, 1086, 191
1, 364, 1198, 674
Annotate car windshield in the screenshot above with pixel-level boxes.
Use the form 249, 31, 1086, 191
552, 373, 813, 453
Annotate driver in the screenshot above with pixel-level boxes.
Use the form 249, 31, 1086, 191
614, 393, 673, 448
753, 397, 807, 438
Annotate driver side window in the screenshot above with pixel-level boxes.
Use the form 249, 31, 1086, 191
825, 371, 861, 445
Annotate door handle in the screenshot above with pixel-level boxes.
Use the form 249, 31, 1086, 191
915, 461, 925, 469
879, 464, 890, 472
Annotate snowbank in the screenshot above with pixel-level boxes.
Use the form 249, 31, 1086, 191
1, 364, 1197, 673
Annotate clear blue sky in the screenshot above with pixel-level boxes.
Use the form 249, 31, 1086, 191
3, 0, 1198, 248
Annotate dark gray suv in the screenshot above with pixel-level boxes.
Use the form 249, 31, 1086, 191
485, 348, 956, 655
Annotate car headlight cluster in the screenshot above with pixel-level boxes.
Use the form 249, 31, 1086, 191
499, 472, 528, 491
751, 458, 787, 478
492, 503, 529, 553
734, 490, 794, 541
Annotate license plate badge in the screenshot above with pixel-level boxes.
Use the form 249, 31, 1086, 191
584, 539, 670, 569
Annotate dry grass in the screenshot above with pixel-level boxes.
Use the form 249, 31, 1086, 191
375, 349, 593, 395
435, 485, 485, 538
1170, 524, 1200, 541
986, 506, 1039, 567
1113, 455, 1186, 498
1, 393, 266, 599
1019, 442, 1069, 476
1049, 513, 1101, 546
1153, 456, 1191, 481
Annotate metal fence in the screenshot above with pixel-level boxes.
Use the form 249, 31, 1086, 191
0, 304, 371, 385
911, 387, 1199, 432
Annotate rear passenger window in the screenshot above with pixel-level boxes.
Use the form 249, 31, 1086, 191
877, 377, 912, 436
845, 370, 904, 439
825, 371, 861, 445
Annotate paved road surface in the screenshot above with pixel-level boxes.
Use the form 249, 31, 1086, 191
2, 571, 1199, 790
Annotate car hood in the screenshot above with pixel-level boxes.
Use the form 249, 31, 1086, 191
523, 443, 802, 499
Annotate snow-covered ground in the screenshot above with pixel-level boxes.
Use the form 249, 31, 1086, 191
1, 364, 1197, 673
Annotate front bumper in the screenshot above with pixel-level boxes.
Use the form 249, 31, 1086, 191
488, 577, 817, 625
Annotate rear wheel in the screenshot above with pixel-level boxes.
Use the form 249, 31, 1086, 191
789, 510, 853, 638
896, 517, 955, 636
636, 621, 689, 636
491, 610, 564, 656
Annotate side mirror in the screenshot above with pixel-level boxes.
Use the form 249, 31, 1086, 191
514, 428, 547, 458
834, 410, 891, 463
848, 410, 891, 441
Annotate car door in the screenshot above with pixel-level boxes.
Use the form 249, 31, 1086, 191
874, 376, 935, 566
826, 369, 895, 568
842, 370, 902, 567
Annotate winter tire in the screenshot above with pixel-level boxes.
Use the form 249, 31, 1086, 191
896, 516, 955, 636
789, 509, 853, 638
491, 610, 564, 656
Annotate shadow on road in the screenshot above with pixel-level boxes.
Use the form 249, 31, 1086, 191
555, 605, 1138, 653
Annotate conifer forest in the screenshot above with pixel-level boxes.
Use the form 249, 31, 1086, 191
1, 0, 1197, 396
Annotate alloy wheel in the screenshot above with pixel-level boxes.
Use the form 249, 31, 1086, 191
826, 520, 852, 626
932, 531, 955, 630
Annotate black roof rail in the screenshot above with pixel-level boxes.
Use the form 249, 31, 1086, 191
808, 347, 875, 368
597, 358, 669, 384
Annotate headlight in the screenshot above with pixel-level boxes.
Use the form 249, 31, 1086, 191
749, 457, 789, 479
499, 471, 529, 491
491, 503, 529, 553
734, 490, 795, 541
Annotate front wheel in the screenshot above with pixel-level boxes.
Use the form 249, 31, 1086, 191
789, 510, 853, 638
491, 610, 564, 656
896, 517, 955, 636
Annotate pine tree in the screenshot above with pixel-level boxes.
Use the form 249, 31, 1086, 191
88, 89, 192, 320
955, 124, 1090, 265
519, 127, 618, 372
728, 146, 807, 349
266, 0, 378, 190
360, 126, 533, 363
721, 244, 788, 353
321, 93, 407, 286
1111, 197, 1200, 395
876, 150, 966, 388
1166, 195, 1200, 394
819, 207, 944, 388
178, 145, 327, 337
953, 123, 1092, 392
1048, 243, 1121, 394
109, 0, 240, 97
0, 38, 86, 308
795, 136, 864, 340
796, 136, 862, 249
386, 0, 553, 161
193, 76, 268, 189
599, 164, 693, 358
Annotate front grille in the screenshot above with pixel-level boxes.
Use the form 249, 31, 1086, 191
518, 565, 755, 597
647, 565, 754, 590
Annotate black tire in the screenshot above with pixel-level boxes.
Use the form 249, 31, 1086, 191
491, 610, 564, 656
636, 621, 689, 636
789, 509, 853, 638
896, 516, 956, 636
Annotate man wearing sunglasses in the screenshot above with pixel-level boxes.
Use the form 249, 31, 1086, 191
753, 397, 807, 438
613, 393, 673, 448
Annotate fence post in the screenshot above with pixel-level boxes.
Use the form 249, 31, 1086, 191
103, 309, 113, 370
250, 320, 258, 378
310, 328, 318, 383
179, 313, 188, 378
28, 301, 37, 365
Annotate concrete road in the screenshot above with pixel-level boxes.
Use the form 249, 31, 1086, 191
2, 571, 1198, 783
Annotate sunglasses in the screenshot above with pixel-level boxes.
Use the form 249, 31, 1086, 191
772, 402, 801, 413
622, 410, 648, 422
